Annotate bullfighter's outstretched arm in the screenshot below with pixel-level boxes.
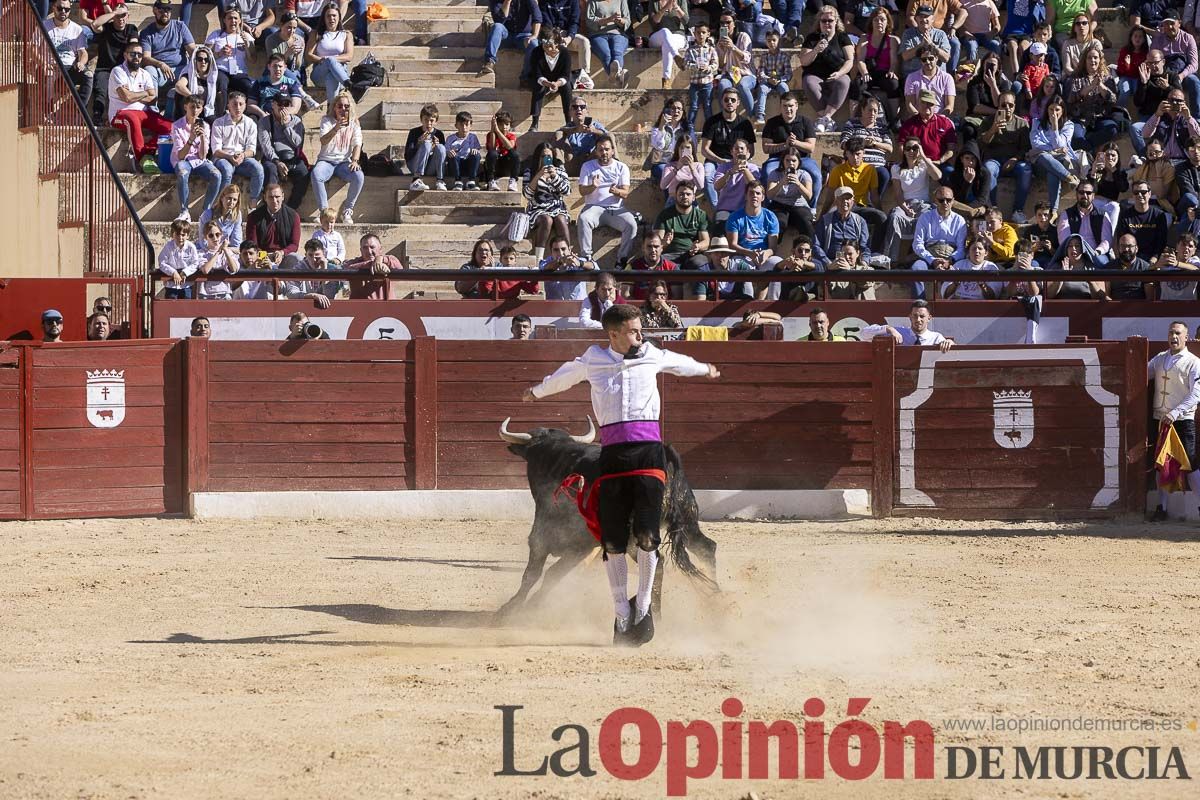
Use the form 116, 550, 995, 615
523, 357, 588, 402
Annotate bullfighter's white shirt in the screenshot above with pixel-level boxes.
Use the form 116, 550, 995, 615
530, 342, 709, 428
1149, 349, 1200, 421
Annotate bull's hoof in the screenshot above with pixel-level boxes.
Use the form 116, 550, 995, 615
628, 605, 655, 647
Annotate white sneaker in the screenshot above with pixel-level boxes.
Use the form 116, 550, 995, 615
410, 178, 428, 190
435, 180, 448, 190
452, 181, 464, 191
302, 95, 319, 111
486, 180, 500, 190
466, 181, 478, 190
339, 207, 354, 224
508, 178, 519, 192
575, 71, 594, 90
1010, 210, 1027, 224
174, 209, 191, 223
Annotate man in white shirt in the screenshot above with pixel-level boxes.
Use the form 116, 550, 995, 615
577, 135, 639, 267
911, 186, 968, 300
577, 272, 621, 328
109, 40, 174, 169
540, 234, 597, 300
521, 304, 719, 646
1148, 321, 1200, 520
861, 300, 954, 351
44, 0, 92, 110
210, 91, 265, 205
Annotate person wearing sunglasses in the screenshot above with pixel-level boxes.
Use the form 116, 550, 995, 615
903, 44, 954, 117
911, 187, 968, 300
44, 0, 93, 113
979, 91, 1032, 222
174, 45, 228, 123
41, 310, 65, 344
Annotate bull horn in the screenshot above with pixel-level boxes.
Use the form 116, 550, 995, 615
570, 416, 597, 444
499, 417, 532, 444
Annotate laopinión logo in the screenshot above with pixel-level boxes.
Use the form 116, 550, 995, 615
495, 699, 1191, 796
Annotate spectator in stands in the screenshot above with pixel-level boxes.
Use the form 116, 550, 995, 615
1138, 88, 1200, 165
175, 45, 228, 123
280, 239, 343, 306
1116, 22, 1148, 108
900, 5, 954, 79
821, 138, 886, 248
140, 0, 195, 110
705, 235, 756, 299
525, 141, 572, 260
92, 297, 113, 317
939, 235, 1002, 300
345, 233, 405, 299
979, 91, 1031, 222
897, 90, 957, 173
1029, 96, 1081, 211
965, 50, 1010, 132
1065, 48, 1125, 152
942, 139, 991, 219
1026, 64, 1058, 123
305, 3, 353, 110
1058, 180, 1113, 266
541, 0, 593, 88
713, 138, 760, 221
700, 87, 756, 208
1154, 233, 1200, 301
247, 183, 301, 264
267, 11, 308, 76
812, 187, 870, 268
1175, 141, 1200, 224
640, 281, 683, 328
485, 111, 521, 191
683, 22, 719, 131
511, 313, 533, 339
312, 91, 363, 222
199, 184, 245, 249
824, 240, 876, 300
804, 307, 844, 341
455, 238, 497, 297
90, 5, 139, 124
109, 40, 174, 172
555, 98, 607, 176
726, 181, 782, 298
659, 135, 706, 200
773, 237, 822, 302
798, 6, 855, 132
1024, 201, 1060, 268
980, 206, 1017, 264
44, 0, 93, 114
577, 134, 639, 267
287, 311, 331, 338
541, 235, 597, 299
211, 91, 264, 205
649, 0, 688, 89
578, 272, 624, 328
206, 7, 256, 96
479, 0, 543, 81
1117, 179, 1171, 263
405, 103, 447, 191
625, 233, 678, 300
764, 148, 814, 240
259, 98, 309, 210
912, 185, 967, 300
714, 12, 755, 116
1090, 141, 1129, 207
1131, 49, 1179, 156
159, 218, 201, 298
761, 92, 819, 203
1152, 11, 1200, 114
653, 181, 711, 277
903, 44, 955, 117
42, 309, 65, 343
884, 136, 941, 263
313, 207, 345, 263
751, 28, 790, 124
1045, 234, 1107, 300
851, 9, 902, 128
861, 299, 953, 349
528, 29, 573, 133
86, 312, 111, 341
956, 0, 1001, 68
647, 98, 685, 195
839, 95, 894, 194
1060, 13, 1099, 75
189, 316, 211, 337
170, 94, 222, 223
250, 54, 313, 118
1109, 234, 1152, 300
586, 0, 631, 87
1132, 137, 1177, 211
195, 221, 241, 300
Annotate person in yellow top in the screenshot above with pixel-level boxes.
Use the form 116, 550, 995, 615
820, 137, 887, 250
804, 308, 848, 341
980, 206, 1018, 264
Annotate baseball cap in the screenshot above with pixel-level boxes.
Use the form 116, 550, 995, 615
833, 186, 855, 199
152, 0, 172, 9
1029, 42, 1047, 56
915, 5, 934, 16
918, 89, 938, 105
42, 309, 63, 322
1164, 9, 1181, 20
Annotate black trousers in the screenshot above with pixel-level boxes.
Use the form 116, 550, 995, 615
597, 441, 666, 555
263, 157, 310, 210
485, 150, 520, 181
1152, 417, 1198, 472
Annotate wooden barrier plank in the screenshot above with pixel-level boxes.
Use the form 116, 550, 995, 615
33, 428, 165, 449
1123, 337, 1149, 515
873, 337, 896, 517
209, 382, 411, 403
209, 362, 414, 383
38, 446, 167, 469
31, 467, 174, 491
32, 407, 167, 429
217, 462, 410, 478
208, 340, 415, 362
914, 467, 1107, 490
30, 344, 176, 368
435, 361, 875, 385
211, 442, 411, 463
0, 472, 19, 490
413, 336, 438, 490
208, 401, 409, 424
212, 423, 410, 444
0, 388, 17, 404
904, 409, 1110, 430
31, 387, 181, 407
0, 430, 18, 450
32, 365, 167, 388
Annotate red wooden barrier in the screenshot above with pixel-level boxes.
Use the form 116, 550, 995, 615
0, 345, 20, 519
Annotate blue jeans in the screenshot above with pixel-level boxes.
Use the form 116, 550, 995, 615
1072, 119, 1122, 151
754, 80, 788, 119
1033, 152, 1071, 210
351, 0, 369, 41
176, 159, 222, 214
1185, 75, 1200, 117
702, 160, 720, 208
716, 75, 756, 116
165, 285, 193, 299
764, 155, 823, 203
984, 158, 1033, 214
215, 157, 264, 203
447, 152, 481, 182
591, 33, 628, 71
769, 0, 803, 27
687, 83, 713, 130
1131, 121, 1149, 156
484, 23, 535, 68
311, 58, 350, 103
1178, 192, 1199, 229
960, 32, 1000, 65
407, 140, 446, 179
1117, 76, 1138, 108
947, 36, 962, 72
311, 160, 365, 210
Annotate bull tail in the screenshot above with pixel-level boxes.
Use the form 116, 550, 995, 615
663, 449, 720, 594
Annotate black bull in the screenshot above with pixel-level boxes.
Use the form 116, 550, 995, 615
497, 421, 719, 617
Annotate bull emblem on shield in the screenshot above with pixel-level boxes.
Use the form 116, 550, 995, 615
86, 369, 126, 428
993, 389, 1033, 449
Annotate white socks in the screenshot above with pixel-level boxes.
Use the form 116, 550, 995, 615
1024, 319, 1039, 345
1156, 471, 1200, 515
636, 549, 658, 623
532, 246, 545, 260
605, 555, 631, 630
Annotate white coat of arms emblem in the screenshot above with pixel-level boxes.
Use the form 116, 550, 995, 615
86, 369, 125, 428
993, 389, 1033, 449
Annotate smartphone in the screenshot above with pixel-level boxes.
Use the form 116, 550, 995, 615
584, 116, 593, 126
542, 154, 553, 167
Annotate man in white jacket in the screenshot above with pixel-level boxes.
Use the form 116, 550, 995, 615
522, 304, 719, 645
1148, 321, 1200, 521
210, 91, 264, 205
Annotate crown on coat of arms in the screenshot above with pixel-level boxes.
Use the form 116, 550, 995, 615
86, 369, 125, 381
993, 389, 1032, 405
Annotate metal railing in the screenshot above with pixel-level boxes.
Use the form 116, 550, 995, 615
0, 0, 155, 331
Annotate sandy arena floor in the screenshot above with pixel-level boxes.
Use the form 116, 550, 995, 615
1, 516, 1199, 799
